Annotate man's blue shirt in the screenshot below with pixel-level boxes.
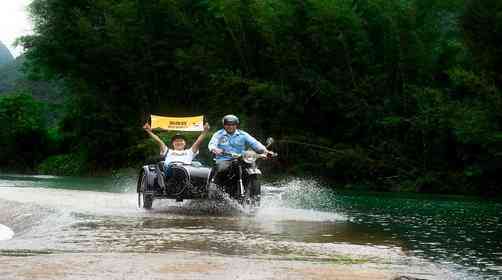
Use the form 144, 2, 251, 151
208, 129, 266, 161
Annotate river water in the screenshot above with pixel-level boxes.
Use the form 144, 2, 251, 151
0, 173, 501, 279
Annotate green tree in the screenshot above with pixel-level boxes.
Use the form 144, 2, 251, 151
15, 0, 502, 194
0, 93, 54, 169
461, 0, 502, 86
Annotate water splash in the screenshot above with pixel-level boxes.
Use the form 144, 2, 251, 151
0, 224, 14, 241
149, 178, 349, 222
255, 178, 348, 222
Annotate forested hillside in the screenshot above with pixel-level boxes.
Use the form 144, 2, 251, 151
0, 55, 64, 103
0, 57, 20, 92
3, 0, 501, 195
0, 54, 64, 171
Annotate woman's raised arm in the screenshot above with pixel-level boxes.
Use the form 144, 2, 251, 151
191, 123, 210, 153
143, 123, 168, 156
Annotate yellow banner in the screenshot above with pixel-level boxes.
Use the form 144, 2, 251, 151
151, 115, 204, 131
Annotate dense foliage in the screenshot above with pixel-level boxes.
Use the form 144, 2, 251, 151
3, 0, 501, 194
0, 93, 57, 170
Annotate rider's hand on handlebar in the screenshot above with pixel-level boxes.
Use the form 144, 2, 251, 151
264, 149, 278, 158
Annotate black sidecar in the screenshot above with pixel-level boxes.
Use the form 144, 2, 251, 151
137, 161, 211, 209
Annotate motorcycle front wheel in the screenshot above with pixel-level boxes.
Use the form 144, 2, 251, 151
245, 175, 261, 207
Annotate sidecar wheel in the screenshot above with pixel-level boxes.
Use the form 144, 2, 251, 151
138, 170, 154, 209
137, 171, 145, 208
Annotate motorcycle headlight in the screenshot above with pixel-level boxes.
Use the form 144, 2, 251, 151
242, 150, 257, 164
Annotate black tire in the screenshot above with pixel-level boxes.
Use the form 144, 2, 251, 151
246, 176, 261, 206
143, 193, 153, 209
138, 170, 154, 210
137, 170, 145, 208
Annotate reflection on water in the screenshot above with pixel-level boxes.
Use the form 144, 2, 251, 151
0, 174, 501, 279
279, 179, 502, 279
0, 173, 134, 193
348, 195, 502, 277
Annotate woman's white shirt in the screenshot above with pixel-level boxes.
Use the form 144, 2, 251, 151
163, 149, 197, 165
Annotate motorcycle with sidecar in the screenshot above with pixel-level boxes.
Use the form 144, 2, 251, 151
137, 138, 276, 209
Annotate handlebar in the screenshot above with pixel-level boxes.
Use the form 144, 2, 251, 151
268, 152, 278, 158
221, 151, 241, 159
217, 150, 278, 159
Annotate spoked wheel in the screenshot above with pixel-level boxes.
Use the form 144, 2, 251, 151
137, 170, 153, 209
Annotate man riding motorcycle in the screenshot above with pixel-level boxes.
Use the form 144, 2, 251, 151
208, 114, 273, 185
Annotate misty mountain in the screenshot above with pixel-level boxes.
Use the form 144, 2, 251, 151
0, 55, 64, 104
0, 41, 14, 66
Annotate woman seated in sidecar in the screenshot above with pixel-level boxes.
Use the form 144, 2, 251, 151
138, 122, 211, 209
142, 122, 210, 173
